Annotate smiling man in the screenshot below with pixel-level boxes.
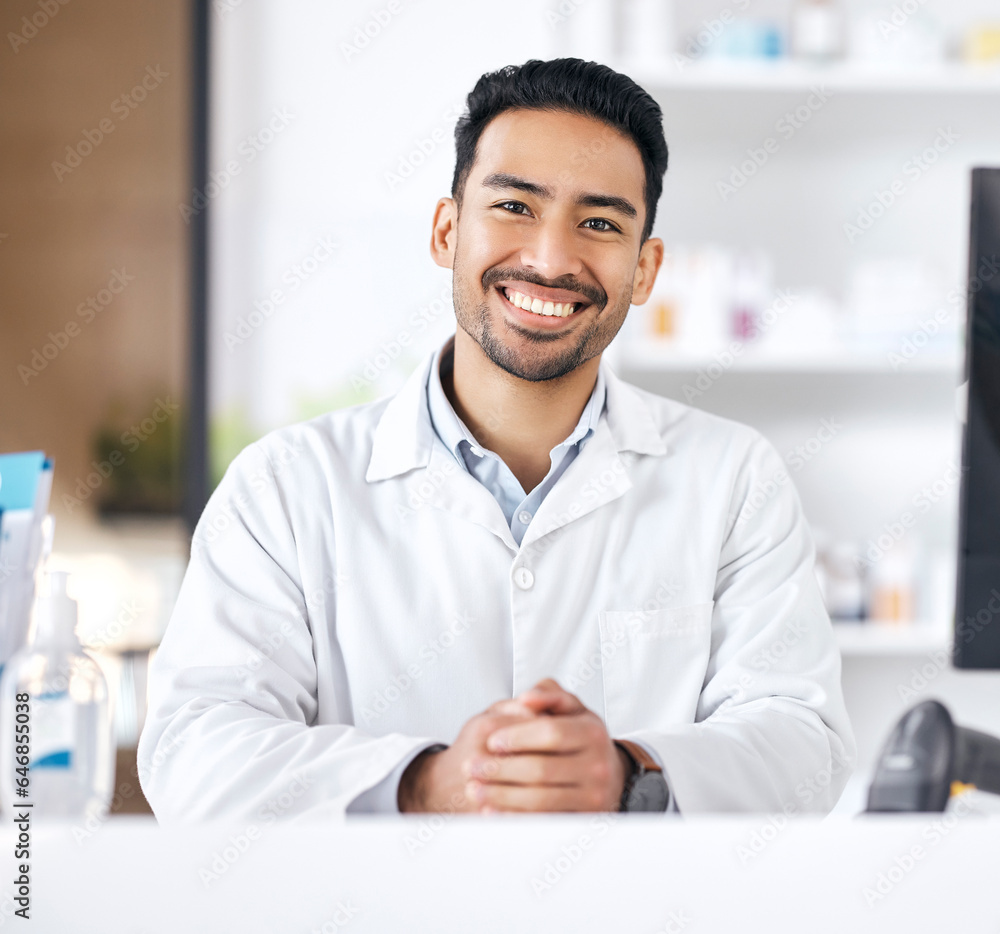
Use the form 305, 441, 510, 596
139, 59, 855, 821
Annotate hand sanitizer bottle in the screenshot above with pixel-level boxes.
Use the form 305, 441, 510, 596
0, 571, 114, 822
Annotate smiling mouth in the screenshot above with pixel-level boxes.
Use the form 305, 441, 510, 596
497, 286, 586, 319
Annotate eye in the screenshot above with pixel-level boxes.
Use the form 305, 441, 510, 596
495, 200, 531, 215
582, 217, 620, 233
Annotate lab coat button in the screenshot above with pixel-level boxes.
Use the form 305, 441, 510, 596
513, 567, 534, 590
517, 510, 532, 524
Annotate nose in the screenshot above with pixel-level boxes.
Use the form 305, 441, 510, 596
519, 218, 584, 282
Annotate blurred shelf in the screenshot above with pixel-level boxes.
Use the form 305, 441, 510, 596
50, 515, 189, 652
622, 59, 1000, 94
834, 621, 952, 656
619, 344, 962, 375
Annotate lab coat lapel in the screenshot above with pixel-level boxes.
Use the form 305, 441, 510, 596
366, 349, 518, 551
425, 443, 519, 551
520, 362, 669, 550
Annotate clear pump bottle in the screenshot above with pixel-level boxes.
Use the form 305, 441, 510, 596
0, 571, 114, 822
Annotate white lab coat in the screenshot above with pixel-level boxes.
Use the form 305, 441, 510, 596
139, 345, 855, 822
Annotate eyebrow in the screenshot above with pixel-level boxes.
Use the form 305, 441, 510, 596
481, 172, 638, 221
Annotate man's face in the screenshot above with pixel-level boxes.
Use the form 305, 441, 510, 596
432, 108, 661, 382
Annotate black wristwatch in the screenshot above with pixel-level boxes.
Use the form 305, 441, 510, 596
615, 740, 670, 812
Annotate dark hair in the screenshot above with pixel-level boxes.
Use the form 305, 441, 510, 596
451, 58, 668, 243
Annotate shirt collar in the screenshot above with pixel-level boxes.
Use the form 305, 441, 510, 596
425, 334, 606, 465
366, 335, 667, 483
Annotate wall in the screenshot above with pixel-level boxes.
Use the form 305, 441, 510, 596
0, 0, 190, 532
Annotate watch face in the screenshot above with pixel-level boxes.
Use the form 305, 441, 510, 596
627, 772, 670, 812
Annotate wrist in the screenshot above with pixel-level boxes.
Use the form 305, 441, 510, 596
613, 741, 637, 810
397, 745, 447, 813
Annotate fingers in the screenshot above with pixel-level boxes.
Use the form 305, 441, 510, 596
465, 778, 612, 813
485, 712, 601, 755
485, 698, 535, 718
515, 679, 586, 716
464, 751, 582, 786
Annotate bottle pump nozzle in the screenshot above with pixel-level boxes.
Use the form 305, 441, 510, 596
33, 570, 80, 648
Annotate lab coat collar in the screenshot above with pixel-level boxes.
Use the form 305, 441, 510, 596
366, 335, 667, 484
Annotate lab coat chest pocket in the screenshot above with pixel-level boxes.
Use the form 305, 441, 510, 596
598, 602, 714, 737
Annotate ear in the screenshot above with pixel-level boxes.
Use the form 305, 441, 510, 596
430, 197, 458, 269
629, 237, 664, 305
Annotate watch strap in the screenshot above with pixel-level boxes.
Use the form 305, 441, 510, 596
615, 739, 663, 774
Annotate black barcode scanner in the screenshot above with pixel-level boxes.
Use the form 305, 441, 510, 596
866, 700, 1000, 812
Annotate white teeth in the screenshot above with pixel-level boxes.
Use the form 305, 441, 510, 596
503, 288, 578, 318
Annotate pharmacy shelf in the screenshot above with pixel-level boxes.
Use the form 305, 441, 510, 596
622, 59, 1000, 94
834, 621, 952, 657
618, 344, 963, 376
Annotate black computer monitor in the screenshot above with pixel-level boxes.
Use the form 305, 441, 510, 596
954, 167, 1000, 669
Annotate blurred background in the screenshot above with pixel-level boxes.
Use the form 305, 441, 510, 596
2, 0, 999, 813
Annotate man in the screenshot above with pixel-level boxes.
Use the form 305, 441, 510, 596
139, 59, 855, 821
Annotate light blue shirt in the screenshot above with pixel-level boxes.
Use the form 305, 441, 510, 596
425, 336, 607, 546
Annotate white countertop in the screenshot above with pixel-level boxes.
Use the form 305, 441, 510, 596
8, 812, 1000, 933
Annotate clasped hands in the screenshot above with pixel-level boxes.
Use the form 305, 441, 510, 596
398, 678, 630, 814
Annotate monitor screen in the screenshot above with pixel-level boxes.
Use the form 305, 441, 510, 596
954, 167, 1000, 669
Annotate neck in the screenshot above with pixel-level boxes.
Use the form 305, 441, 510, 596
442, 329, 600, 493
